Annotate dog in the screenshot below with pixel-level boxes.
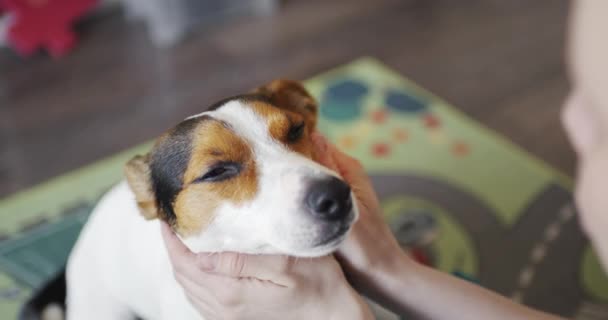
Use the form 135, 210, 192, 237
64, 80, 358, 320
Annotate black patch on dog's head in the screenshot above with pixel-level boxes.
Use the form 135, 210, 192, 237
148, 95, 272, 225
150, 117, 202, 225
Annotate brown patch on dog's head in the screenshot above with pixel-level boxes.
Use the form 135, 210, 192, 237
250, 101, 314, 159
124, 116, 258, 236
124, 79, 319, 237
252, 79, 319, 159
253, 79, 318, 130
173, 120, 257, 236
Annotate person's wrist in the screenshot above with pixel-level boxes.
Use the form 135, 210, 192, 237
361, 237, 410, 278
377, 242, 411, 274
353, 250, 419, 316
378, 250, 418, 289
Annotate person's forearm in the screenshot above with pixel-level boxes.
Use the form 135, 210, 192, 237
367, 254, 565, 320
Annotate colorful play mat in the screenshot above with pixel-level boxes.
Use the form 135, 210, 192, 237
1, 57, 607, 319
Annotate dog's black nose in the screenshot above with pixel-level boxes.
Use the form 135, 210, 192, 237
305, 176, 353, 221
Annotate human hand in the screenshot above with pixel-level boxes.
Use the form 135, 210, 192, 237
160, 222, 374, 320
312, 133, 569, 320
312, 133, 410, 275
312, 133, 415, 312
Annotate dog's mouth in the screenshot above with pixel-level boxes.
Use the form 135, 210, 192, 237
315, 218, 354, 247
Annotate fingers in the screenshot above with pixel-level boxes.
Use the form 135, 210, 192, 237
161, 222, 293, 285
197, 252, 295, 284
310, 130, 325, 148
174, 272, 227, 318
329, 143, 361, 170
160, 221, 206, 282
312, 131, 361, 175
312, 131, 338, 171
161, 221, 196, 263
310, 133, 373, 207
325, 142, 367, 188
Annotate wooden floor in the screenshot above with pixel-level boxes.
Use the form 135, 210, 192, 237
0, 0, 573, 198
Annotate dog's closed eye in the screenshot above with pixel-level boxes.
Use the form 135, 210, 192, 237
194, 162, 242, 183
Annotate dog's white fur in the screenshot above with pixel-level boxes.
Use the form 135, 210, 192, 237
66, 100, 357, 320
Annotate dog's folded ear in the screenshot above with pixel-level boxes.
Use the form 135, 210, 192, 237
124, 154, 158, 220
254, 79, 319, 130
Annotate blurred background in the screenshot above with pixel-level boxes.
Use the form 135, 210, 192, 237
3, 1, 601, 320
0, 0, 573, 196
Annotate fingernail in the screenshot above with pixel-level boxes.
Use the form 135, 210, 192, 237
314, 134, 328, 153
199, 253, 218, 271
311, 131, 325, 150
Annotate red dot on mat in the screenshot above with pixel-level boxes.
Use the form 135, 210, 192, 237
372, 143, 391, 157
393, 128, 409, 142
423, 114, 441, 128
452, 141, 470, 156
371, 109, 388, 124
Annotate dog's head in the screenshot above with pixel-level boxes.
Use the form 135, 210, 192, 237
124, 80, 358, 257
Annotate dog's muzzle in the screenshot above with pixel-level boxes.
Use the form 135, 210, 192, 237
304, 176, 355, 245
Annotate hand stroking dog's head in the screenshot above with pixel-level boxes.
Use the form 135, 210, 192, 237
124, 80, 358, 257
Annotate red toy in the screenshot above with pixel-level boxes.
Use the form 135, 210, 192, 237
410, 247, 432, 266
0, 0, 97, 57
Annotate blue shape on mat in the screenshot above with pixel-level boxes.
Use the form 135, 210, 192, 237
320, 79, 369, 121
325, 79, 369, 100
385, 89, 427, 113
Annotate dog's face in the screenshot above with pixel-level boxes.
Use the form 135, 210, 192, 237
125, 80, 358, 257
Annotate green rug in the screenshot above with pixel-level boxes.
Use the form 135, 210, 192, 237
1, 57, 607, 319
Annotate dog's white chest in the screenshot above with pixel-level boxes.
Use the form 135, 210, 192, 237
66, 182, 201, 320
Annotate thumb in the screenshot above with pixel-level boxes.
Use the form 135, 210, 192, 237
160, 221, 197, 264
197, 252, 295, 283
311, 131, 338, 171
326, 142, 366, 184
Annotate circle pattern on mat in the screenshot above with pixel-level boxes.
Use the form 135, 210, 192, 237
372, 143, 391, 157
371, 109, 388, 124
385, 89, 427, 113
423, 114, 441, 129
320, 79, 369, 121
452, 141, 470, 156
